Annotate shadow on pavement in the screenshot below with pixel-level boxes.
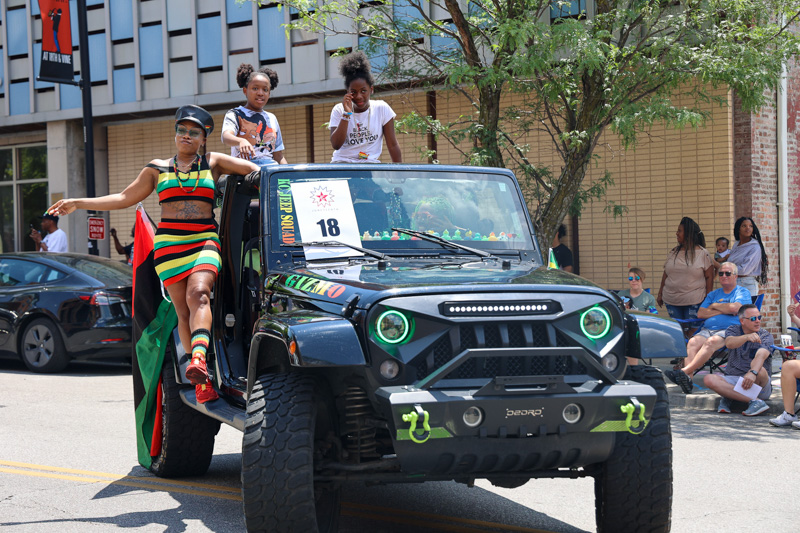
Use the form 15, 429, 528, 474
671, 408, 800, 442
0, 357, 131, 377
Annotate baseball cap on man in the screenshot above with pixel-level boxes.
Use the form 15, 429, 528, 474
175, 105, 214, 136
40, 213, 59, 223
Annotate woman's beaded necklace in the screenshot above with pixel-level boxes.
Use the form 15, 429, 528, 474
171, 154, 200, 193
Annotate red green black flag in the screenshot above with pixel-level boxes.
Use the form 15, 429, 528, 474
132, 205, 178, 468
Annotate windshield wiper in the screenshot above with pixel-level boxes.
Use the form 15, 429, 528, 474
392, 227, 496, 259
281, 241, 389, 260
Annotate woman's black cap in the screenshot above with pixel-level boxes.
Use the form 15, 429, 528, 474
175, 105, 214, 136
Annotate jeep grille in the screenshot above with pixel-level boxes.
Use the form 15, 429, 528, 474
414, 322, 588, 381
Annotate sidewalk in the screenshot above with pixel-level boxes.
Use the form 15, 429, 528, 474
661, 367, 792, 415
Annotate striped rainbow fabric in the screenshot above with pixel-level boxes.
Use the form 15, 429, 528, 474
153, 218, 221, 287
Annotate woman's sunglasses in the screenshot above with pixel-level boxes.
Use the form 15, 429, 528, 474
176, 126, 204, 139
746, 315, 763, 322
719, 271, 734, 277
628, 276, 641, 281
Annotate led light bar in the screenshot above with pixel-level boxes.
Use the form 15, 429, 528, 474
440, 301, 562, 316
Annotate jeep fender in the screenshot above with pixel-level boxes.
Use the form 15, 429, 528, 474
248, 311, 366, 387
625, 311, 686, 360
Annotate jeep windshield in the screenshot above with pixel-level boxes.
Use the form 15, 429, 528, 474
268, 168, 536, 259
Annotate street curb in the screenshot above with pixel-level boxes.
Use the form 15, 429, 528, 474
665, 373, 792, 415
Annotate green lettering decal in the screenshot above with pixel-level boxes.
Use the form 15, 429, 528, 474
285, 275, 300, 288
313, 281, 333, 295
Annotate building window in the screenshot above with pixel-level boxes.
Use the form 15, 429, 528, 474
550, 0, 586, 20
139, 24, 164, 76
0, 146, 48, 253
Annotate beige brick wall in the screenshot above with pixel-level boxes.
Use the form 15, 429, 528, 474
105, 89, 735, 306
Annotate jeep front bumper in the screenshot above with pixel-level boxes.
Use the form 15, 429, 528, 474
375, 377, 657, 475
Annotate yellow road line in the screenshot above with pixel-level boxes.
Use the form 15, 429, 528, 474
342, 502, 555, 533
0, 467, 242, 501
1, 460, 555, 532
0, 459, 239, 493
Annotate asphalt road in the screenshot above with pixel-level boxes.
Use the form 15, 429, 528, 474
0, 359, 796, 533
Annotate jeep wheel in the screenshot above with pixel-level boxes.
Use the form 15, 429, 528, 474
21, 318, 68, 373
242, 373, 340, 533
149, 341, 221, 478
594, 364, 672, 533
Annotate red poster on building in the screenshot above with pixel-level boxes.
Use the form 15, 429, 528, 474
37, 0, 74, 83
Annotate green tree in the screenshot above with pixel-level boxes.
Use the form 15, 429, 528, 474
269, 0, 800, 252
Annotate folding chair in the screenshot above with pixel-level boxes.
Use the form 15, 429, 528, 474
771, 325, 800, 415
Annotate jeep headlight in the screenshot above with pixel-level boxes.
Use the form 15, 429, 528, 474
580, 306, 611, 340
375, 310, 410, 344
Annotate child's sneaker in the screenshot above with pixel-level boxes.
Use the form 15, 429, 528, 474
793, 420, 800, 430
769, 411, 798, 427
196, 382, 218, 403
742, 399, 769, 417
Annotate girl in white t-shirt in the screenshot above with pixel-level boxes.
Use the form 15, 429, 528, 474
222, 63, 287, 166
329, 51, 402, 163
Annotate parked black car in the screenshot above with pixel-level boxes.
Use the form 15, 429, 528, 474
0, 252, 133, 372
149, 164, 685, 533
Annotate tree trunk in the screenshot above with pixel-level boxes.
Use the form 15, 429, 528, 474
477, 86, 504, 168
537, 144, 595, 261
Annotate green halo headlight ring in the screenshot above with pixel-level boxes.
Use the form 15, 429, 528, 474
376, 310, 410, 344
580, 306, 612, 340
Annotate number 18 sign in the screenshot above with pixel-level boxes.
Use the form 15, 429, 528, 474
290, 180, 363, 261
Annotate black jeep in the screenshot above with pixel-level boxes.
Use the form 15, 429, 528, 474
150, 164, 684, 532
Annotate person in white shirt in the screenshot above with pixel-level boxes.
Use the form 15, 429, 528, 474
30, 213, 68, 253
329, 51, 402, 163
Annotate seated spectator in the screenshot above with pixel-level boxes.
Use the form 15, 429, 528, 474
769, 303, 800, 428
551, 224, 573, 272
618, 267, 657, 312
702, 304, 773, 416
664, 262, 751, 393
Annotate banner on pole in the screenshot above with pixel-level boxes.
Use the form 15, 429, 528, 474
37, 0, 74, 83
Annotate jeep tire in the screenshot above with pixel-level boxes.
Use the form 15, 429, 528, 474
149, 342, 221, 478
242, 373, 340, 533
594, 364, 672, 532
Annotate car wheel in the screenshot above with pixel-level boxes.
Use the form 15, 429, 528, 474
149, 339, 221, 478
21, 317, 69, 373
594, 364, 672, 533
242, 373, 341, 533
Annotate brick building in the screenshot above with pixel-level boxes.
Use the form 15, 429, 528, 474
0, 1, 798, 333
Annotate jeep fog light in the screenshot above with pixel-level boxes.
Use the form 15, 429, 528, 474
601, 353, 619, 372
463, 406, 483, 428
376, 310, 410, 344
580, 306, 611, 340
563, 403, 582, 424
379, 359, 400, 380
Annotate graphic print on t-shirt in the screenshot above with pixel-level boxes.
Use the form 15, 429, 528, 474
234, 109, 276, 153
346, 113, 379, 149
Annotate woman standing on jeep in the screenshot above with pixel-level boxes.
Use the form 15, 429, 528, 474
45, 105, 260, 403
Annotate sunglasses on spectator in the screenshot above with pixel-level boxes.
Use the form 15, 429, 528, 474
175, 126, 204, 138
718, 271, 735, 277
628, 276, 641, 281
746, 315, 762, 322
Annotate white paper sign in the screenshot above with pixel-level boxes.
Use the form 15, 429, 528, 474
290, 180, 363, 261
733, 377, 762, 401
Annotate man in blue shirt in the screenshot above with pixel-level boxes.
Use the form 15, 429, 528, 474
665, 262, 751, 393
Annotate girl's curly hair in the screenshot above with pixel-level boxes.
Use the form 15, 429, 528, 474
339, 51, 374, 88
235, 63, 279, 90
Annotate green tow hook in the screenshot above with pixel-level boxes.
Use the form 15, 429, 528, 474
620, 397, 647, 435
401, 405, 431, 443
